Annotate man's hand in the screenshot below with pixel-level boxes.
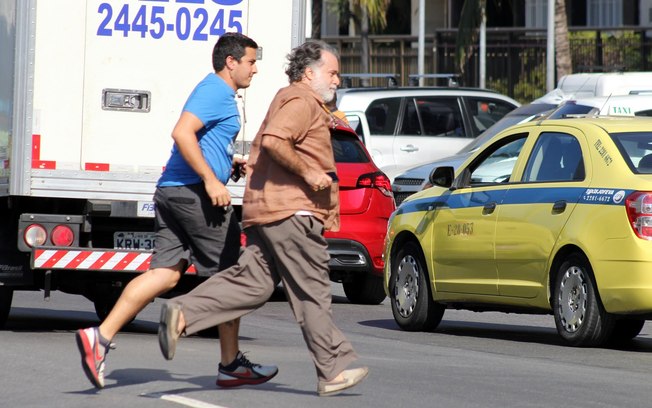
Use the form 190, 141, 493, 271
204, 178, 231, 206
305, 169, 333, 192
231, 156, 248, 182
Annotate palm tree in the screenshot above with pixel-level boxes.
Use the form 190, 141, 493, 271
554, 0, 572, 79
457, 0, 572, 87
330, 0, 391, 85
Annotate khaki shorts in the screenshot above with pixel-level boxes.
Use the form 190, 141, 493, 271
150, 183, 241, 276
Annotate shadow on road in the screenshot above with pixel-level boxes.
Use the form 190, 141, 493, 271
358, 317, 652, 351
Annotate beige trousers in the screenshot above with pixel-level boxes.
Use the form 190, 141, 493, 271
171, 215, 358, 381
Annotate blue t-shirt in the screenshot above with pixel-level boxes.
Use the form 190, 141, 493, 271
158, 73, 240, 187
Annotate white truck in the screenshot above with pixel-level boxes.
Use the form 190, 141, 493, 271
0, 0, 306, 326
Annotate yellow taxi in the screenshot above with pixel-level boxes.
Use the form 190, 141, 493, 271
384, 116, 652, 346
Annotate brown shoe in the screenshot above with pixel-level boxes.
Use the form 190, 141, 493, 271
317, 367, 369, 397
158, 302, 182, 360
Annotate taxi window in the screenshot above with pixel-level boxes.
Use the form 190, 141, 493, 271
469, 134, 527, 184
610, 132, 652, 173
523, 133, 584, 182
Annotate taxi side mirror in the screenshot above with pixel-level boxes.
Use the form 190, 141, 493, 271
429, 166, 454, 188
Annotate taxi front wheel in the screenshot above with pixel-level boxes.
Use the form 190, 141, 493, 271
390, 241, 444, 332
552, 253, 615, 347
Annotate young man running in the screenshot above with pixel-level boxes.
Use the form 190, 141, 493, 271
75, 33, 277, 389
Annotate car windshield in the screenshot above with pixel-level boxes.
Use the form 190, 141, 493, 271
610, 132, 652, 174
332, 129, 370, 163
458, 103, 556, 154
547, 103, 598, 119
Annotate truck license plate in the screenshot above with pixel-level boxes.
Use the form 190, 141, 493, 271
114, 232, 155, 250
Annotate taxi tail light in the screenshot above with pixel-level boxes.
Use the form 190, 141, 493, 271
357, 172, 393, 197
626, 191, 652, 240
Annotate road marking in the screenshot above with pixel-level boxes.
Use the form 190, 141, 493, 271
141, 392, 230, 408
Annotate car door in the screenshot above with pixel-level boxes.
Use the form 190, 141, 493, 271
393, 96, 469, 177
431, 133, 529, 295
495, 129, 589, 298
361, 97, 402, 172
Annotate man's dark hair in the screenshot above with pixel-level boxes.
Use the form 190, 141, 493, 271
285, 40, 339, 83
212, 33, 258, 72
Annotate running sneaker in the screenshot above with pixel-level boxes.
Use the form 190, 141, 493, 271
216, 351, 279, 387
75, 327, 112, 389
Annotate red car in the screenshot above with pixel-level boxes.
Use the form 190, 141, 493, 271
325, 123, 396, 305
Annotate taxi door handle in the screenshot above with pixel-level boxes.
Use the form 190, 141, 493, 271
483, 202, 497, 215
552, 200, 567, 213
400, 144, 419, 152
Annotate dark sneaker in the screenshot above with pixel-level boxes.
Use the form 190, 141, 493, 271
75, 327, 112, 389
158, 302, 182, 360
216, 351, 279, 387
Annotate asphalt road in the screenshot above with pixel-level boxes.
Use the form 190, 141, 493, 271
2, 286, 652, 408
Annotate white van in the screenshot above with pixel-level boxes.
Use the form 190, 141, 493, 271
535, 72, 652, 104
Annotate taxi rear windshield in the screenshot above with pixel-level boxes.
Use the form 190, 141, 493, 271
610, 132, 652, 174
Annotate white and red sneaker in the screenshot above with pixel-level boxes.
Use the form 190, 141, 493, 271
75, 327, 112, 389
216, 351, 278, 387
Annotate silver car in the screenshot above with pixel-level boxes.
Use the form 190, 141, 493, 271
392, 103, 556, 205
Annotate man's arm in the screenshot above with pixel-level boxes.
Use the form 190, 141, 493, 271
261, 135, 332, 191
171, 111, 231, 206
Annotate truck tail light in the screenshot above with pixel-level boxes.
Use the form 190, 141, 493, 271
357, 172, 393, 197
24, 224, 47, 248
51, 225, 75, 246
626, 191, 652, 240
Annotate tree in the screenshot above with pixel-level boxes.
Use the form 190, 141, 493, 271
456, 0, 572, 87
554, 0, 572, 79
331, 0, 390, 84
312, 0, 323, 39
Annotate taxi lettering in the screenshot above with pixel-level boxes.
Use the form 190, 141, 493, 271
447, 222, 474, 236
594, 139, 613, 166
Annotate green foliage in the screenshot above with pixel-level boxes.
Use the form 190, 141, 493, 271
512, 66, 546, 103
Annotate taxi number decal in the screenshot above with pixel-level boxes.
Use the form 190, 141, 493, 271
593, 139, 613, 167
448, 223, 474, 236
97, 0, 244, 41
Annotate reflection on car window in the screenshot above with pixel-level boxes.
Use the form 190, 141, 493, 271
365, 98, 401, 135
345, 114, 364, 143
470, 134, 527, 184
523, 132, 584, 182
400, 97, 464, 137
466, 97, 517, 135
610, 131, 652, 173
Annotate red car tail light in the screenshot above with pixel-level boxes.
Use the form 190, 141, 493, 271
626, 191, 652, 240
357, 172, 393, 197
51, 225, 75, 246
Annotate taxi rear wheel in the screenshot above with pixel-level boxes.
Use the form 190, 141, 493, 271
552, 253, 614, 346
390, 241, 444, 331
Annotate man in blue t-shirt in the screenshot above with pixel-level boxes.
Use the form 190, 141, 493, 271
75, 33, 278, 389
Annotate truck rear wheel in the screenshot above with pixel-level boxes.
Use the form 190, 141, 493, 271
0, 287, 13, 329
93, 291, 122, 322
342, 274, 386, 305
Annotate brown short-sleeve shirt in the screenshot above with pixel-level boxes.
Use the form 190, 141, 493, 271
242, 82, 340, 231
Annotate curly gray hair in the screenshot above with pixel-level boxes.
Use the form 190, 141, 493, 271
285, 40, 339, 83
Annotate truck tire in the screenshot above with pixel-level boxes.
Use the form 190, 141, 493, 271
0, 287, 13, 329
93, 292, 122, 322
342, 274, 386, 305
